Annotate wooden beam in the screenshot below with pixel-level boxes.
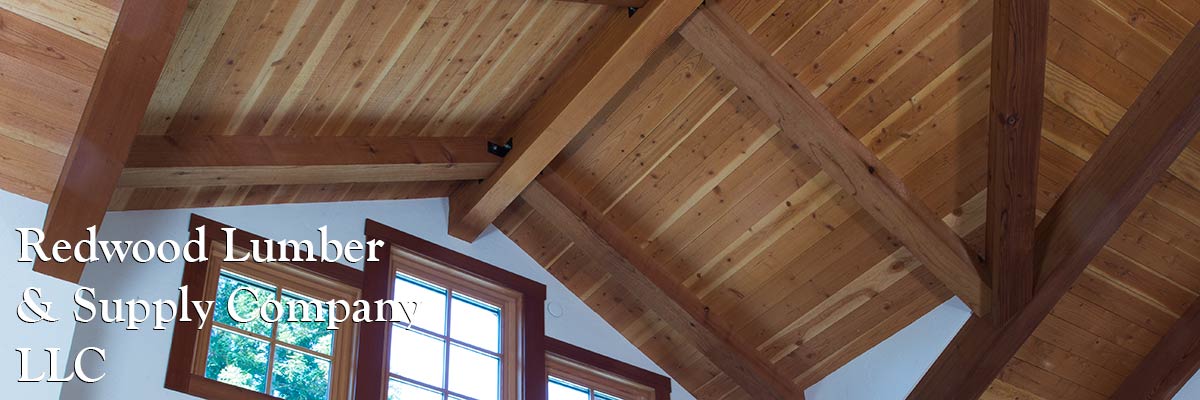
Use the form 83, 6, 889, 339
446, 0, 701, 241
33, 0, 187, 283
1111, 297, 1200, 400
556, 0, 647, 8
987, 0, 1049, 324
908, 23, 1200, 400
118, 136, 500, 187
678, 3, 991, 315
521, 172, 802, 400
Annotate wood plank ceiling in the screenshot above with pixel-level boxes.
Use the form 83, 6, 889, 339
0, 0, 116, 201
3, 0, 1200, 398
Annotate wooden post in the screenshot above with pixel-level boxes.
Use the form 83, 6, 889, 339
908, 23, 1200, 400
987, 0, 1048, 324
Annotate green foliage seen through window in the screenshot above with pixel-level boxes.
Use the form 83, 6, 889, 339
204, 272, 335, 400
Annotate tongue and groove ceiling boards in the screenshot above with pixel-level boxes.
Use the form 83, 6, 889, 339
123, 0, 612, 208
0, 0, 116, 201
4, 0, 1200, 399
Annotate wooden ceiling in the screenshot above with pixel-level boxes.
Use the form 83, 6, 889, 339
4, 0, 1200, 399
0, 0, 115, 201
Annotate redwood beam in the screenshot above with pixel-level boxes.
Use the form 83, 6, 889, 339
908, 24, 1200, 400
446, 0, 700, 242
988, 0, 1049, 324
679, 3, 991, 315
33, 0, 187, 283
1110, 297, 1200, 400
556, 0, 647, 7
119, 135, 500, 187
521, 172, 802, 400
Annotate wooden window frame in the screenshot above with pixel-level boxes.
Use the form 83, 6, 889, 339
546, 337, 671, 400
388, 246, 523, 398
165, 215, 363, 400
356, 219, 547, 400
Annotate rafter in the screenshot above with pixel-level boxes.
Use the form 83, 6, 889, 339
908, 23, 1200, 399
446, 0, 701, 242
988, 0, 1049, 324
521, 172, 802, 400
119, 136, 500, 188
678, 3, 991, 315
1111, 296, 1200, 400
33, 0, 187, 283
556, 0, 647, 7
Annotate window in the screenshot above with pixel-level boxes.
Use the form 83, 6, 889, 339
167, 216, 362, 400
387, 271, 510, 399
549, 377, 625, 400
356, 220, 546, 400
546, 338, 671, 400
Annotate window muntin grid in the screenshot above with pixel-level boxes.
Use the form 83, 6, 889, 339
387, 272, 503, 400
204, 270, 337, 399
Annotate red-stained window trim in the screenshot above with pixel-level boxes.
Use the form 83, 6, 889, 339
165, 214, 363, 399
547, 337, 672, 400
356, 219, 547, 400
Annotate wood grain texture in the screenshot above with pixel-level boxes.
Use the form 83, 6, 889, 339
679, 3, 991, 315
3, 0, 1197, 397
32, 0, 186, 283
0, 6, 104, 201
988, 0, 1049, 324
0, 0, 118, 48
555, 0, 646, 8
520, 172, 802, 400
447, 0, 701, 241
1109, 296, 1200, 400
119, 135, 500, 187
909, 23, 1200, 400
497, 2, 998, 393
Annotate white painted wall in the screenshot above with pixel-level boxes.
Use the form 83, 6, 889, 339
806, 297, 972, 400
0, 189, 81, 399
54, 198, 695, 399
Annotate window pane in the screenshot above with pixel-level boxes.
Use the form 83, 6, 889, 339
278, 291, 334, 355
270, 346, 331, 400
388, 379, 443, 400
449, 294, 500, 353
204, 326, 269, 393
395, 273, 447, 334
595, 391, 624, 400
391, 326, 446, 388
214, 271, 275, 337
548, 377, 589, 400
447, 344, 499, 400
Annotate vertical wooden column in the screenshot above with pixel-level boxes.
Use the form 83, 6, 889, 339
987, 0, 1048, 324
908, 24, 1200, 400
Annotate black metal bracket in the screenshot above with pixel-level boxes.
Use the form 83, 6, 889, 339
488, 138, 513, 158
